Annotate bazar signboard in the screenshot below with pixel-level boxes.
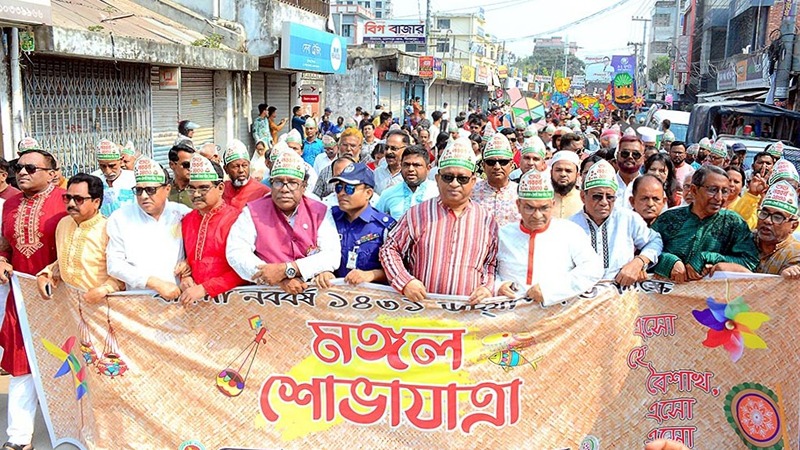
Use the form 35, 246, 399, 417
362, 20, 426, 44
0, 0, 51, 25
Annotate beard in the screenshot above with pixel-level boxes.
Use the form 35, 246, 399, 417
232, 178, 249, 188
553, 180, 576, 196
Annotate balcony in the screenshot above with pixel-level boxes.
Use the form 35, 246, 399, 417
276, 0, 330, 17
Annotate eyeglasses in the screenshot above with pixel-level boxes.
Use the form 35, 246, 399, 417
132, 185, 166, 197
700, 185, 730, 197
13, 163, 53, 174
758, 209, 794, 225
619, 151, 643, 160
186, 184, 218, 195
484, 159, 512, 167
334, 183, 361, 195
62, 194, 94, 205
273, 179, 302, 191
180, 162, 191, 169
590, 193, 617, 203
386, 145, 406, 152
439, 173, 473, 185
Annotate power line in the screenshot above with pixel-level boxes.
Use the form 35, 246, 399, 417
392, 0, 533, 19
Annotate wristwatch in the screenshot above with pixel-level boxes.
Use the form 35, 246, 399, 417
284, 263, 297, 279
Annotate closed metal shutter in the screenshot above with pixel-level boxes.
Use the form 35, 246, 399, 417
378, 81, 403, 119
429, 84, 443, 114
180, 68, 215, 147
23, 57, 151, 176
265, 71, 292, 124
251, 71, 266, 117
150, 67, 178, 166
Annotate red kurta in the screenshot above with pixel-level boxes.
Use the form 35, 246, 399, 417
222, 179, 270, 211
0, 184, 68, 375
181, 203, 247, 297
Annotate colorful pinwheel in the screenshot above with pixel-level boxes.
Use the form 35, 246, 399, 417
692, 297, 770, 362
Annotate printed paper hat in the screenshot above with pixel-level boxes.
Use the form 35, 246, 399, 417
96, 139, 121, 161
514, 118, 527, 129
521, 136, 547, 158
189, 154, 221, 182
543, 124, 556, 134
582, 160, 619, 192
121, 141, 136, 157
662, 130, 676, 142
448, 121, 459, 133
269, 141, 291, 162
768, 159, 800, 185
569, 120, 581, 131
482, 122, 496, 138
698, 137, 713, 151
223, 139, 249, 165
710, 140, 728, 158
270, 149, 306, 180
286, 129, 303, 144
483, 133, 513, 159
623, 127, 637, 137
761, 180, 799, 217
133, 156, 166, 184
304, 118, 317, 129
686, 143, 700, 155
439, 137, 477, 172
523, 124, 538, 138
555, 126, 572, 136
389, 123, 401, 131
344, 117, 357, 129
17, 136, 40, 152
766, 141, 784, 159
518, 169, 554, 200
322, 135, 337, 148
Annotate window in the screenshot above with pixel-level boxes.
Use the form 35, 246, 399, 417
376, 1, 382, 7
654, 13, 671, 27
376, 11, 382, 18
342, 24, 352, 37
405, 43, 423, 52
436, 40, 450, 53
437, 19, 451, 29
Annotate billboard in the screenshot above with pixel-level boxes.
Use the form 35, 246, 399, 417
584, 56, 616, 83
362, 20, 426, 45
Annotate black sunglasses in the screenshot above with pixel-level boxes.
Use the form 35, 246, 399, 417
180, 161, 191, 169
440, 174, 473, 185
62, 194, 94, 205
132, 185, 166, 196
13, 163, 53, 174
619, 151, 642, 160
484, 159, 512, 167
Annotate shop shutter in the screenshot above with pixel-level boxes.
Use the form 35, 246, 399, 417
151, 66, 179, 167
265, 71, 292, 124
179, 68, 215, 147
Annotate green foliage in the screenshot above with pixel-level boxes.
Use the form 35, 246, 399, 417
511, 47, 585, 77
648, 55, 671, 83
191, 33, 223, 49
87, 25, 104, 32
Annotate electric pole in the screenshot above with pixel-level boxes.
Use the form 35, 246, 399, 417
632, 16, 650, 92
424, 0, 432, 111
774, 0, 796, 106
668, 0, 681, 91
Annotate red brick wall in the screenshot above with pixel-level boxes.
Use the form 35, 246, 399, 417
766, 1, 800, 39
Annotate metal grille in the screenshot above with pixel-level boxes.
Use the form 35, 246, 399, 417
23, 57, 151, 176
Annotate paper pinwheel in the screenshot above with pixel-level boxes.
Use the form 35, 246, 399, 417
692, 297, 770, 362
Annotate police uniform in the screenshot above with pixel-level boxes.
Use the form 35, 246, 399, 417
331, 205, 395, 278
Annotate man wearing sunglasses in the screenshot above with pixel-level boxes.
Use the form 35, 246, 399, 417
221, 139, 270, 211
381, 137, 498, 304
107, 157, 192, 300
167, 142, 196, 208
570, 160, 663, 287
315, 163, 395, 289
730, 158, 800, 231
91, 139, 136, 217
651, 166, 758, 282
179, 155, 247, 306
471, 134, 521, 228
615, 135, 647, 206
227, 149, 340, 295
0, 148, 67, 450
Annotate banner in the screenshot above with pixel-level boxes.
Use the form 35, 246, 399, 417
362, 20, 426, 45
18, 275, 800, 449
585, 56, 616, 83
419, 56, 434, 78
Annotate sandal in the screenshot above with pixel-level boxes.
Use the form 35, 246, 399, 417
2, 442, 33, 450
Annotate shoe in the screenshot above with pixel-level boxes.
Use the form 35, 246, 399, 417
2, 443, 33, 450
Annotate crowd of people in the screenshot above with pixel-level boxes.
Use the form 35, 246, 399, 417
0, 100, 797, 449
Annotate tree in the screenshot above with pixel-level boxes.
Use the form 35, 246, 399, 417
512, 47, 585, 78
648, 55, 671, 84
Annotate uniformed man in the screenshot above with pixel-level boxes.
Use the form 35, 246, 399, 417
315, 163, 395, 288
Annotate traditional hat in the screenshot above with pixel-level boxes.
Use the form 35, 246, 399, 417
514, 117, 527, 130
698, 137, 713, 152
17, 137, 41, 152
448, 121, 459, 133
761, 180, 799, 217
709, 140, 728, 158
121, 141, 136, 157
518, 169, 554, 200
768, 159, 800, 185
223, 139, 249, 165
582, 160, 619, 191
638, 128, 658, 144
96, 139, 121, 161
482, 122, 496, 137
600, 128, 620, 139
133, 156, 167, 184
662, 130, 676, 142
270, 149, 306, 180
286, 129, 303, 144
543, 124, 556, 134
766, 141, 785, 159
483, 133, 513, 159
269, 141, 291, 162
389, 123, 401, 131
521, 136, 547, 158
686, 143, 700, 156
549, 150, 580, 168
523, 124, 538, 138
555, 126, 572, 136
189, 154, 221, 182
569, 120, 581, 131
344, 117, 357, 129
304, 117, 317, 129
439, 137, 477, 172
322, 135, 337, 148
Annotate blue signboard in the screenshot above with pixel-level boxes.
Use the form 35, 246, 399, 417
280, 22, 347, 75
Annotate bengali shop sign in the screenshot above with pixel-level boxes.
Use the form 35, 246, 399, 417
16, 274, 800, 449
362, 20, 426, 44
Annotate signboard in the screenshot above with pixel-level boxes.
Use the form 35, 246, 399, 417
571, 75, 586, 89
432, 58, 444, 78
717, 65, 737, 91
498, 65, 508, 79
676, 35, 691, 73
445, 61, 462, 81
0, 0, 52, 25
301, 94, 320, 103
584, 56, 616, 83
419, 56, 434, 78
735, 54, 770, 89
280, 22, 347, 75
534, 75, 552, 83
461, 65, 475, 83
475, 65, 489, 85
18, 275, 800, 449
611, 54, 637, 77
159, 67, 180, 90
362, 20, 426, 45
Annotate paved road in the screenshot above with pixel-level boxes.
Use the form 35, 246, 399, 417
0, 376, 78, 450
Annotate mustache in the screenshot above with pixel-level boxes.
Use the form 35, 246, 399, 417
67, 207, 79, 213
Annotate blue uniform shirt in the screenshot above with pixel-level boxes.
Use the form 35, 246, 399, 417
302, 138, 324, 167
331, 205, 396, 278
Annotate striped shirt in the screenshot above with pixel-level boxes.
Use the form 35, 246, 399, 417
379, 198, 499, 296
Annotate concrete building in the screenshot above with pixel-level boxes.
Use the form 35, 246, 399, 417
332, 0, 392, 19
533, 37, 579, 56
331, 3, 376, 46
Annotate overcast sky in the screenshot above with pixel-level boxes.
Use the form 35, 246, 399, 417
391, 0, 655, 60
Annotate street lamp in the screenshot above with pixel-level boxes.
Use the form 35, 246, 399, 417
445, 29, 454, 63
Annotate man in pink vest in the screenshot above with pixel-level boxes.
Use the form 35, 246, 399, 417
226, 147, 340, 294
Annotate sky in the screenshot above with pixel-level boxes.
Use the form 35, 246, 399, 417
391, 0, 656, 61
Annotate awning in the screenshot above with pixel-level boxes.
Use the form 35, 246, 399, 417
697, 87, 770, 102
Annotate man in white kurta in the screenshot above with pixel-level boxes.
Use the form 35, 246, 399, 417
495, 169, 603, 306
90, 139, 136, 217
569, 160, 663, 285
106, 156, 191, 298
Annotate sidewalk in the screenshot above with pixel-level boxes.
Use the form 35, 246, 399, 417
0, 376, 78, 450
